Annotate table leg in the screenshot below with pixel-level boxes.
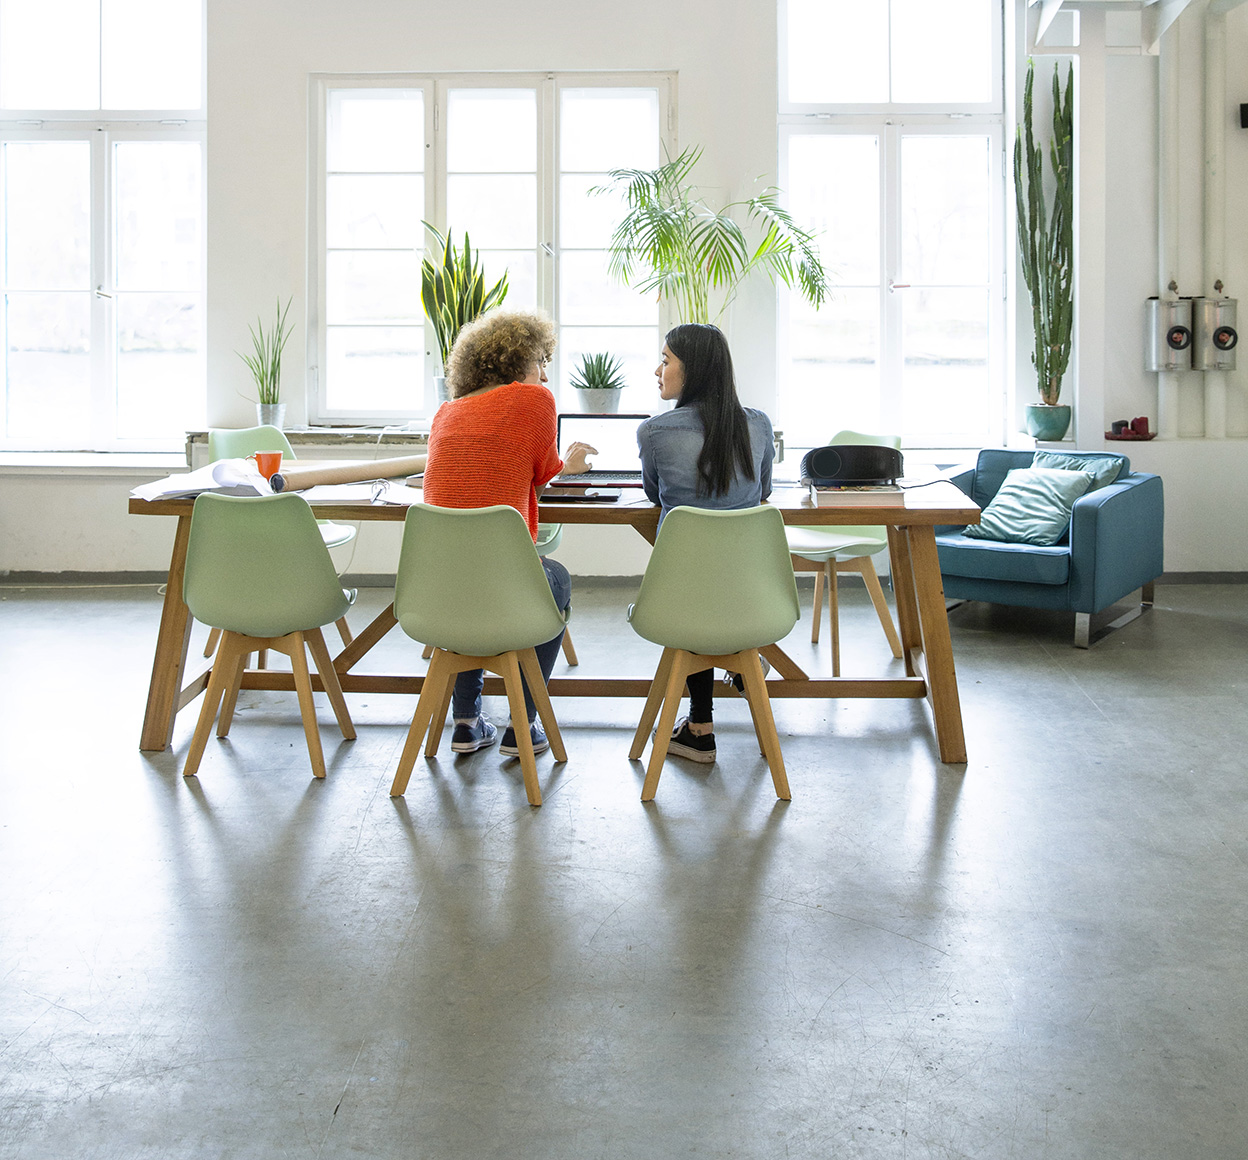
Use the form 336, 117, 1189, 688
906, 526, 967, 764
887, 525, 921, 677
140, 514, 195, 751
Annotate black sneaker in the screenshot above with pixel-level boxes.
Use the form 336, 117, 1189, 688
666, 716, 716, 763
451, 716, 497, 753
500, 721, 550, 757
724, 654, 772, 695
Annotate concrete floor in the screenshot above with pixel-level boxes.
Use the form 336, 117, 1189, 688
1, 577, 1246, 1159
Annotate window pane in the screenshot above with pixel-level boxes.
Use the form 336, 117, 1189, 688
446, 90, 536, 172
560, 89, 659, 172
901, 288, 988, 439
115, 141, 202, 291
476, 249, 536, 311
326, 326, 421, 412
102, 0, 202, 110
115, 292, 204, 438
900, 136, 991, 285
786, 0, 887, 104
3, 142, 91, 289
327, 90, 425, 173
560, 251, 655, 327
780, 290, 881, 445
446, 174, 536, 249
788, 135, 879, 286
557, 325, 660, 415
560, 174, 627, 250
0, 0, 99, 109
327, 175, 422, 249
5, 292, 91, 440
891, 0, 992, 104
326, 251, 420, 324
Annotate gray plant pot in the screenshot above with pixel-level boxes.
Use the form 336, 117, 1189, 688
256, 402, 286, 429
575, 388, 622, 414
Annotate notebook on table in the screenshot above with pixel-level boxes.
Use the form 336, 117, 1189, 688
553, 412, 650, 487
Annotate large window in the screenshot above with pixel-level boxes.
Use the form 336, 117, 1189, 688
779, 0, 1003, 449
312, 73, 672, 424
0, 0, 205, 452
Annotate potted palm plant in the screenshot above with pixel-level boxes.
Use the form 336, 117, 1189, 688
1015, 60, 1075, 441
594, 145, 830, 324
239, 297, 294, 429
421, 224, 509, 402
571, 352, 627, 413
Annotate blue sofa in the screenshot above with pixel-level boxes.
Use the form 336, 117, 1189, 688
935, 449, 1164, 647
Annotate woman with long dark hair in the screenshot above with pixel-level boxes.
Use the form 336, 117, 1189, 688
636, 322, 775, 762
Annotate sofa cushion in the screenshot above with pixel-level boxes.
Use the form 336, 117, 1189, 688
936, 532, 1072, 585
964, 466, 1094, 546
1031, 449, 1127, 491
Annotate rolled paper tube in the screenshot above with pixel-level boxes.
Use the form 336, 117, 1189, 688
268, 454, 428, 492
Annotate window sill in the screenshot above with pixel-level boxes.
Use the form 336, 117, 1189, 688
0, 451, 188, 476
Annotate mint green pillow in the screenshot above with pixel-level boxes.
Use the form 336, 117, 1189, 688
964, 467, 1095, 546
1031, 450, 1125, 491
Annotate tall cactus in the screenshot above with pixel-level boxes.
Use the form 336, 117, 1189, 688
1014, 61, 1074, 407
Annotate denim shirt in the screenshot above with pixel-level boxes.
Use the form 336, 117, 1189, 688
638, 405, 775, 523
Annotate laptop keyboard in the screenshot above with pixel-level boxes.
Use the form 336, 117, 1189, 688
555, 471, 644, 486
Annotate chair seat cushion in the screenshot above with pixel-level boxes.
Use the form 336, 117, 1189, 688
964, 467, 1094, 546
936, 532, 1071, 585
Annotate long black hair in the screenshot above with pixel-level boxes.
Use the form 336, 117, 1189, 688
666, 323, 755, 497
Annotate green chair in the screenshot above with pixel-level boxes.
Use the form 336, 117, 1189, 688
207, 425, 356, 653
787, 429, 903, 676
181, 493, 356, 780
389, 503, 569, 806
627, 505, 800, 802
421, 521, 578, 666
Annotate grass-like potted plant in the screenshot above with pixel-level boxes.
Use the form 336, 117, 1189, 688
594, 145, 830, 324
1015, 60, 1075, 441
570, 352, 627, 413
421, 224, 509, 402
239, 297, 294, 429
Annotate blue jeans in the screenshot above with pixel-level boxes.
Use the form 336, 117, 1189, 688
451, 557, 572, 725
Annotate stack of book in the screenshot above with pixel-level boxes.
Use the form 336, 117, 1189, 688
809, 483, 904, 507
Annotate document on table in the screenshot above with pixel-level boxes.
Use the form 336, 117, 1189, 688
131, 458, 271, 501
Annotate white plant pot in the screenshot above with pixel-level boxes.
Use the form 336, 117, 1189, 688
575, 389, 622, 414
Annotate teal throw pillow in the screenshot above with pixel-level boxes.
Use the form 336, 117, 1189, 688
1031, 450, 1125, 491
964, 466, 1095, 546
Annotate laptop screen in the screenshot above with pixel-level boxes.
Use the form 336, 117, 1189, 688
557, 413, 649, 473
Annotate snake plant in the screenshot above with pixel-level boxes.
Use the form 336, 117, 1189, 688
1014, 60, 1074, 406
420, 224, 509, 372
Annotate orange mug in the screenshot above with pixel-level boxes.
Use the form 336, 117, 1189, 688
251, 450, 283, 480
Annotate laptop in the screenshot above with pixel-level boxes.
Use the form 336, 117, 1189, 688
553, 412, 649, 487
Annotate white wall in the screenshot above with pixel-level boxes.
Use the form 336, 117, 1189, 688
3, 0, 1248, 576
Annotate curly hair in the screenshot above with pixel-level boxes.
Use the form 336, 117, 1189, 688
446, 309, 557, 398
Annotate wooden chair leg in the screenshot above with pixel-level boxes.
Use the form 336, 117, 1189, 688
810, 567, 825, 643
642, 650, 698, 801
335, 615, 353, 647
183, 632, 245, 778
215, 645, 250, 737
736, 649, 791, 800
202, 625, 221, 658
518, 647, 567, 763
499, 651, 542, 806
391, 649, 454, 796
630, 646, 676, 760
846, 556, 902, 658
424, 676, 455, 756
286, 632, 328, 779
560, 626, 579, 666
306, 627, 356, 740
826, 560, 841, 677
422, 642, 435, 660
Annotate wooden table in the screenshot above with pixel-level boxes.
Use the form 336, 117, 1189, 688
129, 481, 979, 763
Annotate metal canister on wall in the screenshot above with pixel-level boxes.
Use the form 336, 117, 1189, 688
1191, 297, 1238, 371
1145, 297, 1193, 372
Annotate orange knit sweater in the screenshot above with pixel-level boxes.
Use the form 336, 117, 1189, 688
421, 381, 563, 541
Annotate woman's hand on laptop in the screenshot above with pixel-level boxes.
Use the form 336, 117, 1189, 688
562, 442, 598, 474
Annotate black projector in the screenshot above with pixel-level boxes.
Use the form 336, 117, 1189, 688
799, 444, 903, 487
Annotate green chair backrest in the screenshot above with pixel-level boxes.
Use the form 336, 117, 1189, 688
208, 425, 295, 461
396, 504, 568, 656
184, 493, 350, 638
629, 505, 800, 656
829, 428, 901, 451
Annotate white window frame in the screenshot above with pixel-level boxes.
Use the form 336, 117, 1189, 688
308, 70, 675, 427
777, 1, 1006, 450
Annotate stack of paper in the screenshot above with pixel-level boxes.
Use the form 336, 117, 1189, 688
130, 458, 272, 501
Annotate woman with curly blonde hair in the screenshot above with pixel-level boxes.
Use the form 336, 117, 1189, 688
422, 308, 593, 759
